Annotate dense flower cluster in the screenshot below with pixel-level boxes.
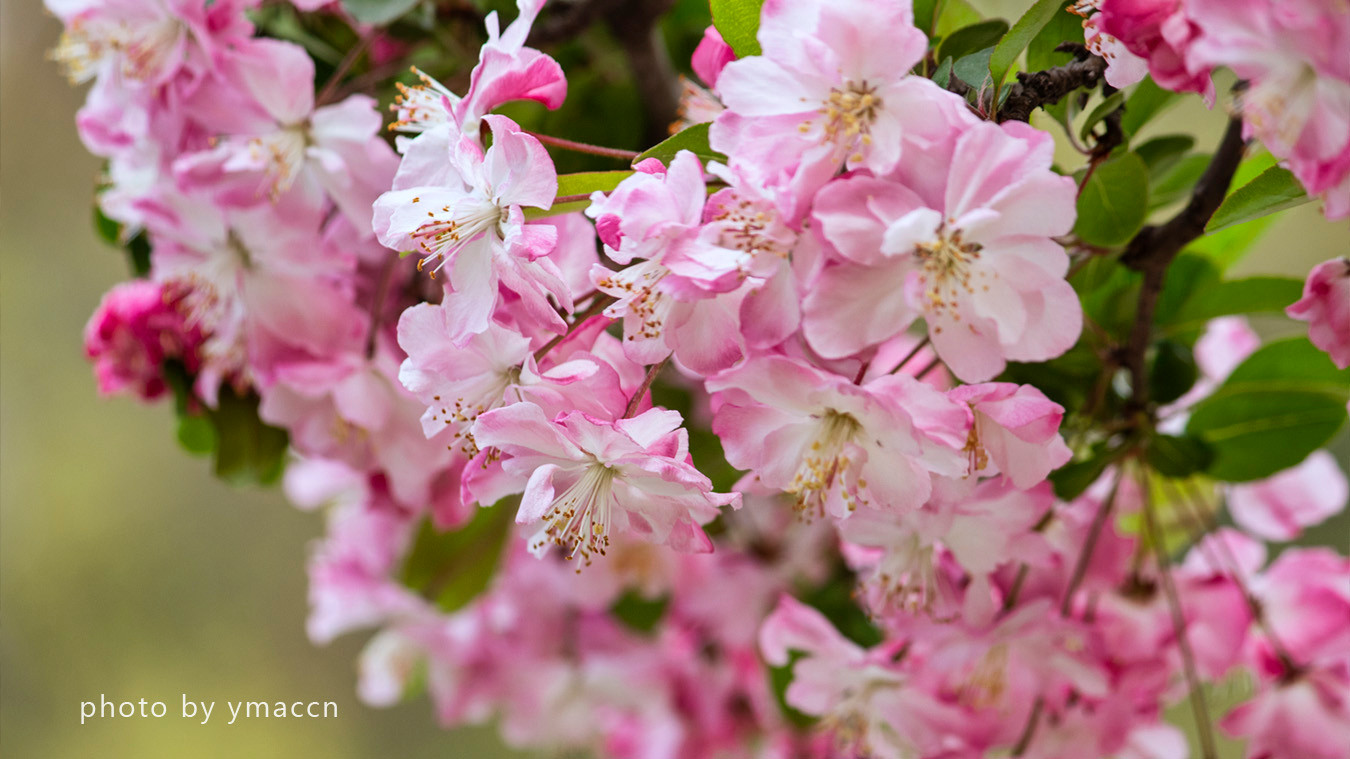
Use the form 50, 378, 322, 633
59, 0, 1350, 757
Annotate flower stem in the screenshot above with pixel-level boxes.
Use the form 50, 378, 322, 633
624, 357, 668, 418
527, 131, 640, 161
1140, 469, 1219, 759
533, 294, 616, 363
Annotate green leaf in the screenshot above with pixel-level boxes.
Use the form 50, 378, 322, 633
1186, 214, 1278, 272
1078, 89, 1125, 142
339, 0, 420, 25
937, 20, 1009, 64
989, 0, 1065, 87
914, 0, 941, 35
934, 0, 982, 37
1051, 444, 1121, 501
1074, 151, 1150, 247
1146, 434, 1214, 479
556, 170, 633, 197
611, 592, 670, 634
953, 47, 995, 90
176, 414, 217, 456
211, 386, 289, 486
1187, 339, 1350, 482
400, 502, 517, 614
1120, 77, 1180, 137
633, 122, 726, 167
94, 206, 121, 245
710, 0, 765, 57
1153, 253, 1219, 327
1160, 276, 1304, 334
1148, 153, 1211, 211
931, 56, 955, 88
1148, 340, 1198, 405
1134, 135, 1195, 175
1206, 165, 1311, 233
1025, 2, 1080, 73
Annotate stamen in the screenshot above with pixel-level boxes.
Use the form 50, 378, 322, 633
529, 462, 618, 570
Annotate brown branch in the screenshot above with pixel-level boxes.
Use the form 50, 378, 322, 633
941, 44, 1108, 123
605, 0, 681, 144
624, 357, 668, 418
1120, 117, 1247, 414
997, 47, 1107, 123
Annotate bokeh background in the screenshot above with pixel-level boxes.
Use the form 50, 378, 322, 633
1, 0, 1345, 756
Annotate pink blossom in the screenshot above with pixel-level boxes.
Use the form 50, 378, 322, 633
707, 355, 966, 518
1288, 257, 1350, 368
587, 151, 748, 373
469, 403, 737, 564
389, 0, 564, 141
374, 114, 570, 344
396, 304, 627, 455
1094, 0, 1214, 99
1221, 662, 1350, 759
806, 119, 1080, 382
1187, 0, 1350, 219
1228, 450, 1348, 541
47, 0, 252, 87
948, 383, 1072, 488
147, 194, 365, 404
174, 38, 398, 232
84, 279, 202, 400
759, 595, 969, 759
710, 0, 935, 198
691, 26, 735, 90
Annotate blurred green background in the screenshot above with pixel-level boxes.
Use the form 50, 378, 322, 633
0, 0, 1345, 757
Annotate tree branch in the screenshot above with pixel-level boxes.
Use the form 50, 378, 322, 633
941, 44, 1108, 123
997, 47, 1107, 123
1120, 117, 1247, 414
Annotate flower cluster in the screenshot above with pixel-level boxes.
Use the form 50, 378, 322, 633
58, 0, 1350, 758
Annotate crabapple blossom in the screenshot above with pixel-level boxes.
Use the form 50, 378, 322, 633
947, 383, 1073, 488
1227, 450, 1349, 541
84, 279, 201, 400
806, 118, 1081, 382
469, 404, 737, 564
174, 38, 397, 233
374, 114, 570, 342
1288, 257, 1350, 368
707, 355, 966, 519
388, 0, 565, 142
1187, 0, 1350, 220
711, 0, 935, 197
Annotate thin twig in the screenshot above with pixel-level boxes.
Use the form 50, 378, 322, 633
1010, 697, 1044, 756
527, 131, 640, 161
532, 295, 617, 362
316, 34, 375, 107
365, 254, 401, 358
891, 336, 932, 374
1140, 470, 1220, 759
1060, 469, 1124, 617
624, 357, 668, 418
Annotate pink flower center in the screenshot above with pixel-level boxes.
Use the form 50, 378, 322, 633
818, 80, 882, 162
915, 227, 984, 318
533, 461, 617, 569
789, 410, 864, 519
411, 199, 506, 277
389, 68, 457, 134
